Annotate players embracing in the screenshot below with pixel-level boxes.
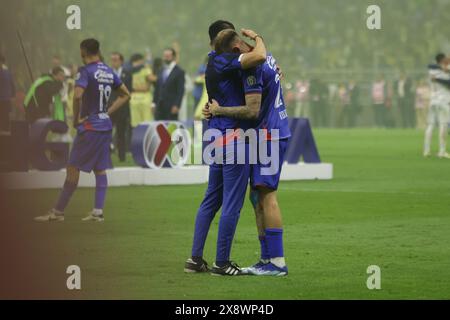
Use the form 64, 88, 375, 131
185, 20, 290, 276
424, 53, 450, 158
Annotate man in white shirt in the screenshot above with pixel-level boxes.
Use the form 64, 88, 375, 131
424, 53, 450, 158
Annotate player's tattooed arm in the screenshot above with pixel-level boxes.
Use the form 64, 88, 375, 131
207, 94, 261, 120
239, 29, 267, 69
108, 84, 131, 116
72, 86, 86, 127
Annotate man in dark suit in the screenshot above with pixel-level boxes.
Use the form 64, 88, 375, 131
108, 52, 132, 162
153, 48, 185, 121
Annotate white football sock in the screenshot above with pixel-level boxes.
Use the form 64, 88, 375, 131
92, 208, 103, 216
270, 257, 286, 268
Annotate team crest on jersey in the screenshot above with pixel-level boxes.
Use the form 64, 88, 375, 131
247, 75, 256, 86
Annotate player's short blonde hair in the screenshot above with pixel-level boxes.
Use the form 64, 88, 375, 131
214, 29, 240, 55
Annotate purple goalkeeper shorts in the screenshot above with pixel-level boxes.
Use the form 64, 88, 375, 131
68, 130, 113, 173
250, 138, 289, 190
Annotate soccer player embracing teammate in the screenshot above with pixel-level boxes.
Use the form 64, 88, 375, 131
424, 53, 450, 158
185, 21, 290, 276
35, 39, 130, 222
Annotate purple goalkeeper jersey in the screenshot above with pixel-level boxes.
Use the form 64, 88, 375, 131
75, 61, 122, 132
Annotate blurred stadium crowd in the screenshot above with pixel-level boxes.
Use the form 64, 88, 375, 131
1, 0, 449, 157
0, 47, 434, 126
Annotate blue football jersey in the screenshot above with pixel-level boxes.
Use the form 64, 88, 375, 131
205, 51, 251, 133
242, 55, 291, 140
75, 61, 122, 132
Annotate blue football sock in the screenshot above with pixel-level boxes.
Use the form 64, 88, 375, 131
54, 180, 77, 212
95, 174, 108, 210
265, 228, 284, 258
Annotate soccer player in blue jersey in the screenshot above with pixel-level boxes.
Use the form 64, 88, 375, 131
185, 21, 267, 275
35, 39, 130, 222
205, 29, 291, 276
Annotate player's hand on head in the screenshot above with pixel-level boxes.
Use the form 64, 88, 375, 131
241, 29, 258, 40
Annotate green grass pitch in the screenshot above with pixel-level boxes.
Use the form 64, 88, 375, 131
10, 129, 450, 299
